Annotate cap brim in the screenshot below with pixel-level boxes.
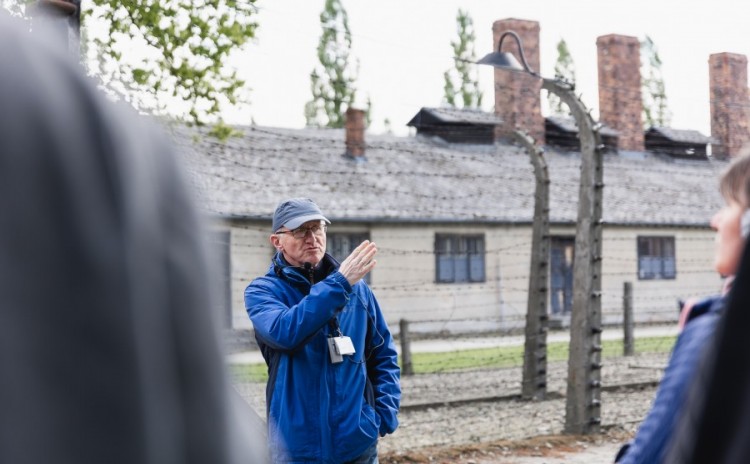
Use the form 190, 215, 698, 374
283, 214, 330, 231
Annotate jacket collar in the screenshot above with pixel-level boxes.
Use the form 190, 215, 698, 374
270, 252, 340, 291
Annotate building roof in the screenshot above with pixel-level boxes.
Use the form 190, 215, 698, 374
546, 115, 620, 138
173, 124, 725, 228
646, 126, 719, 145
407, 107, 504, 127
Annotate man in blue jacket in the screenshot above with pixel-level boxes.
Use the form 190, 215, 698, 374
245, 198, 401, 463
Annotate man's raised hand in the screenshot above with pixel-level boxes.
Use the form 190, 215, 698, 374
338, 240, 377, 286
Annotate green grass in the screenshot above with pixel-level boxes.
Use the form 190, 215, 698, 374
230, 363, 269, 383
229, 335, 677, 382
410, 335, 676, 374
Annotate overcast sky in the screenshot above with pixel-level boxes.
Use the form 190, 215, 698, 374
227, 0, 750, 137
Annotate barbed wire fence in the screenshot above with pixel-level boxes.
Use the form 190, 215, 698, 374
227, 224, 720, 451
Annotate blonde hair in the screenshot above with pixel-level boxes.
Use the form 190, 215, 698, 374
719, 146, 750, 209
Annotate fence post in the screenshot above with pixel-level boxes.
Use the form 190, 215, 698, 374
399, 319, 414, 376
557, 79, 605, 435
513, 130, 550, 401
623, 282, 634, 356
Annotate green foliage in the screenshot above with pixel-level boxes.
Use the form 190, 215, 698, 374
3, 0, 258, 135
305, 0, 361, 128
0, 0, 23, 16
208, 119, 241, 141
641, 35, 671, 128
90, 0, 257, 129
548, 38, 576, 116
442, 9, 482, 109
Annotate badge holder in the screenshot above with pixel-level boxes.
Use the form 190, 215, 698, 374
328, 335, 355, 364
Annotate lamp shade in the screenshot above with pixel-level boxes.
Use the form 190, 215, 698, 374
477, 51, 526, 72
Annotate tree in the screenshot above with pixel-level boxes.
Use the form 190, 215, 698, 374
547, 38, 576, 117
305, 0, 362, 128
442, 9, 482, 108
1, 0, 22, 16
641, 35, 671, 128
4, 0, 258, 138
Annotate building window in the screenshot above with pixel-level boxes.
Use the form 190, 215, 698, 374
328, 232, 371, 284
435, 234, 485, 283
637, 236, 676, 280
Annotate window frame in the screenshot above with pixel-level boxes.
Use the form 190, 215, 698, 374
637, 236, 676, 280
207, 230, 232, 328
435, 233, 486, 284
327, 231, 372, 284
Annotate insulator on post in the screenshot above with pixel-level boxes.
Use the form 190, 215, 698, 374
590, 400, 601, 408
591, 326, 603, 334
591, 363, 603, 370
591, 291, 602, 298
589, 417, 601, 425
590, 380, 601, 388
591, 345, 602, 352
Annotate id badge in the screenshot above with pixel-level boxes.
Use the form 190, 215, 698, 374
328, 336, 355, 364
333, 336, 355, 356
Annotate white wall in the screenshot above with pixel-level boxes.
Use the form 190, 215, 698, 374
227, 220, 721, 334
600, 226, 720, 325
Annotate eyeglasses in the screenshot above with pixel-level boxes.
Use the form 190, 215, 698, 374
276, 224, 327, 240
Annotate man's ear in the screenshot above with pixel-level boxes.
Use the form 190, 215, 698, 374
270, 234, 283, 251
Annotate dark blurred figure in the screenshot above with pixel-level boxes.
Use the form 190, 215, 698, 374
614, 150, 750, 464
665, 194, 750, 462
0, 13, 266, 464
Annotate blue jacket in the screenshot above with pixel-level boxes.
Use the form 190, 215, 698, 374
245, 252, 401, 463
617, 296, 725, 464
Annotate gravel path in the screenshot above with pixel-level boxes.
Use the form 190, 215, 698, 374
232, 351, 667, 461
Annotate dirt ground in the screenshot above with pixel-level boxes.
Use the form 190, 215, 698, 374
380, 428, 631, 464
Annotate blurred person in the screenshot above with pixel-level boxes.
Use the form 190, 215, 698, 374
663, 150, 750, 464
244, 198, 401, 463
614, 150, 750, 463
0, 13, 266, 464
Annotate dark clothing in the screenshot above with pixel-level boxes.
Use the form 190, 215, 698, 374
616, 296, 725, 464
0, 14, 266, 464
665, 242, 750, 463
245, 252, 400, 463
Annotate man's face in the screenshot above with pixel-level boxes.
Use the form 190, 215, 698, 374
270, 220, 327, 267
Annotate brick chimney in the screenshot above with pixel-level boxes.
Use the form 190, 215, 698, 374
709, 53, 750, 159
344, 107, 366, 160
491, 19, 544, 144
596, 34, 644, 152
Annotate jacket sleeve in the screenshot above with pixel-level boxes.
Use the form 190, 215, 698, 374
245, 271, 352, 352
361, 287, 401, 436
618, 309, 721, 464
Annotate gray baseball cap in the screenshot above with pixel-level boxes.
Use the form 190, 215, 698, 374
272, 198, 330, 232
